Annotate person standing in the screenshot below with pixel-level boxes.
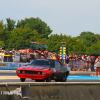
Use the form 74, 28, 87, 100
95, 56, 100, 75
52, 53, 57, 60
90, 56, 95, 71
65, 55, 69, 66
1, 50, 5, 62
12, 50, 15, 62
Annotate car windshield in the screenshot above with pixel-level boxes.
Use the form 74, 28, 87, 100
30, 59, 51, 67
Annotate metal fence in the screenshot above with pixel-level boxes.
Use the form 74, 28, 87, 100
69, 60, 91, 70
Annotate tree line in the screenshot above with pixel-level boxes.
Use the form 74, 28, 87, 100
0, 17, 100, 56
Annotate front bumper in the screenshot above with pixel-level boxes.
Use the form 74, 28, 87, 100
17, 74, 47, 79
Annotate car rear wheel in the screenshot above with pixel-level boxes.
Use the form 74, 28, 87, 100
46, 77, 51, 82
35, 79, 45, 82
62, 73, 67, 82
59, 73, 67, 82
20, 78, 26, 82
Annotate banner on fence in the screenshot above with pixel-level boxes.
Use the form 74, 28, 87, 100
14, 52, 20, 62
0, 62, 28, 70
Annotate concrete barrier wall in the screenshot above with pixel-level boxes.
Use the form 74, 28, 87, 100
0, 82, 100, 100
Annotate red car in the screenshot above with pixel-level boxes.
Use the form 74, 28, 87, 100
16, 59, 69, 82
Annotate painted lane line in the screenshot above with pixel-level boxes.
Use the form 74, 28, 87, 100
67, 76, 100, 79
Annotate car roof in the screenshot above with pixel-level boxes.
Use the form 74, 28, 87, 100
32, 59, 63, 63
33, 59, 53, 61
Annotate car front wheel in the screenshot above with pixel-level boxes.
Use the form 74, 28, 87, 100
20, 78, 26, 82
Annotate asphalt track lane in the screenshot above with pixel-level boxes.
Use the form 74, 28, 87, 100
0, 76, 100, 83
0, 76, 100, 82
0, 70, 100, 82
0, 76, 100, 80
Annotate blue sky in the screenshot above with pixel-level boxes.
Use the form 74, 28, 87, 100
1, 0, 100, 37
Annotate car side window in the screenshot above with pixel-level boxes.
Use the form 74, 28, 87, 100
44, 61, 49, 66
55, 61, 62, 68
50, 61, 54, 68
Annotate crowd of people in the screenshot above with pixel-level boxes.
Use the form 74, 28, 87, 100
28, 51, 100, 75
0, 48, 15, 62
0, 48, 100, 75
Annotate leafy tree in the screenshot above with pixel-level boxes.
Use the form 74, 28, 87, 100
16, 17, 52, 38
2, 17, 100, 56
78, 31, 94, 38
6, 18, 16, 31
8, 27, 38, 50
77, 31, 99, 53
0, 21, 4, 47
71, 39, 86, 55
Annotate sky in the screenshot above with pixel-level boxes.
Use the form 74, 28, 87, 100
0, 0, 100, 37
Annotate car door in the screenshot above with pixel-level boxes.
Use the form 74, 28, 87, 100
54, 60, 63, 79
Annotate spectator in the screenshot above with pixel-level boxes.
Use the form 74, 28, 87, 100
0, 50, 2, 62
82, 55, 86, 61
90, 56, 95, 71
30, 52, 34, 61
8, 51, 13, 62
27, 51, 31, 62
69, 54, 73, 60
59, 55, 62, 62
6, 49, 9, 54
56, 54, 60, 60
44, 51, 48, 59
52, 53, 57, 60
1, 50, 5, 62
86, 56, 91, 71
12, 50, 15, 62
40, 55, 45, 59
95, 56, 100, 75
47, 52, 52, 59
65, 55, 69, 66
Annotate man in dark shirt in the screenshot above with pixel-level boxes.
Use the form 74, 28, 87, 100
90, 56, 95, 71
65, 56, 69, 64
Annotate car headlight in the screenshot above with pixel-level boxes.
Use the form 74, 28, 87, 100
42, 72, 45, 75
17, 70, 20, 73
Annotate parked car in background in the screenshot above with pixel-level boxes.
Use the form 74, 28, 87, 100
16, 59, 70, 82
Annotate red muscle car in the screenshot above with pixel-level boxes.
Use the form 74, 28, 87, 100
16, 59, 69, 82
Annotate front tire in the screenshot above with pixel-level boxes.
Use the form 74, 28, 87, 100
20, 78, 25, 82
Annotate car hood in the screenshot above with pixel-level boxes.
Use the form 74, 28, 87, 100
17, 65, 50, 71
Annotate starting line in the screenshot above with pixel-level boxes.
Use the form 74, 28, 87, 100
68, 76, 100, 79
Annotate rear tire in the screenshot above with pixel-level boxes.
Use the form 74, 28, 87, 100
60, 73, 67, 82
62, 73, 67, 82
20, 78, 25, 82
